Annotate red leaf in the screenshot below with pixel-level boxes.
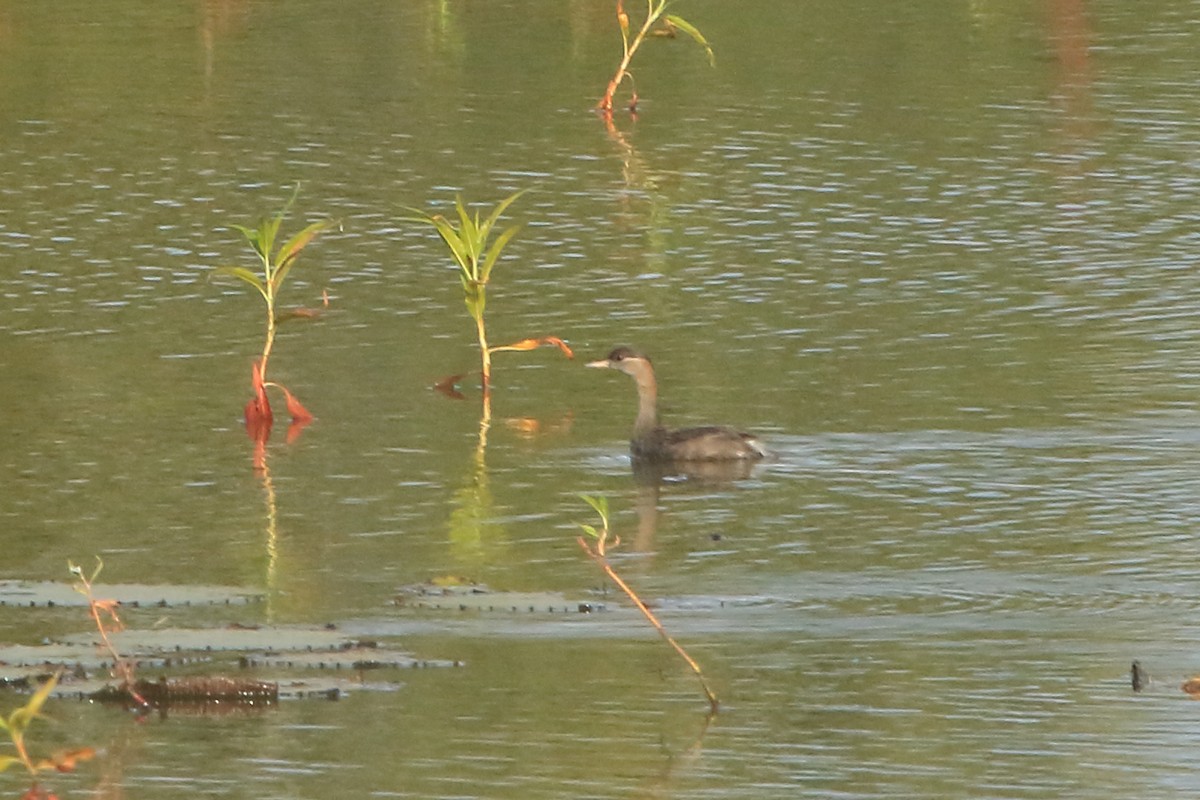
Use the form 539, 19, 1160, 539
270, 383, 313, 443
244, 359, 274, 446
250, 359, 269, 406
244, 396, 273, 439
489, 336, 574, 359
279, 385, 313, 424
41, 747, 97, 773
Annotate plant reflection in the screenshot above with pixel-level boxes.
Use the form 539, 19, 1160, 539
257, 450, 280, 617
444, 386, 574, 565
80, 717, 143, 800
245, 406, 308, 618
1048, 0, 1094, 142
600, 113, 680, 281
447, 397, 503, 565
198, 0, 250, 85
632, 709, 717, 800
602, 112, 654, 204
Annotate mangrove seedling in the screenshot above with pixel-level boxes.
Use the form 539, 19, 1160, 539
597, 0, 714, 116
69, 558, 149, 710
406, 191, 572, 399
212, 186, 333, 435
0, 671, 95, 781
0, 672, 57, 776
576, 494, 718, 710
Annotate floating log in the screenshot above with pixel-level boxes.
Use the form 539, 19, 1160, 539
91, 677, 278, 707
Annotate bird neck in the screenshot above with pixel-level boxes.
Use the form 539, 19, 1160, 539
632, 370, 659, 439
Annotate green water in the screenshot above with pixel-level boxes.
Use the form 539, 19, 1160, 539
4, 0, 1200, 797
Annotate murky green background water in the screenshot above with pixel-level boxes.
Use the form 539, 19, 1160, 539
4, 0, 1200, 797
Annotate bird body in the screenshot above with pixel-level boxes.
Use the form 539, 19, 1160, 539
587, 347, 767, 462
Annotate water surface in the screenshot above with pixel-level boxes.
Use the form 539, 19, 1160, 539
3, 1, 1200, 797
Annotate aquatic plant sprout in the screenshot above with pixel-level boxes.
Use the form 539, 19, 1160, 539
211, 186, 332, 441
0, 671, 95, 782
0, 673, 58, 776
70, 557, 149, 710
214, 186, 334, 382
598, 0, 714, 116
405, 191, 572, 398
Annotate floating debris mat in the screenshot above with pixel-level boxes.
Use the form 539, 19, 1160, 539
0, 580, 264, 608
91, 676, 279, 706
394, 581, 608, 615
49, 675, 403, 710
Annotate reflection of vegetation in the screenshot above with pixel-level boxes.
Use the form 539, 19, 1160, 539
597, 0, 714, 116
257, 452, 281, 619
576, 495, 719, 711
447, 408, 502, 565
212, 186, 332, 439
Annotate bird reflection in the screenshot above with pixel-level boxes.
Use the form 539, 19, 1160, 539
628, 455, 764, 553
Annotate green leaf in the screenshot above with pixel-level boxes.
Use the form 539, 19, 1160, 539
0, 755, 21, 773
259, 213, 285, 263
479, 223, 522, 285
431, 216, 474, 278
230, 223, 261, 248
212, 266, 270, 303
665, 14, 715, 66
272, 219, 335, 293
277, 219, 334, 270
453, 196, 481, 269
578, 524, 599, 540
479, 189, 526, 242
406, 209, 475, 279
277, 183, 303, 220
578, 493, 609, 524
9, 672, 59, 734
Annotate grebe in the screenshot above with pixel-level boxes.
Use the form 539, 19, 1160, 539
587, 347, 767, 462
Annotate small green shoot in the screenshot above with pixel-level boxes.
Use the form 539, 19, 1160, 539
598, 0, 715, 116
575, 494, 718, 710
0, 671, 95, 782
211, 186, 332, 434
0, 672, 58, 776
406, 191, 572, 399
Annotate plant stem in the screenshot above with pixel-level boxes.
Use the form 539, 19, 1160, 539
13, 731, 33, 774
598, 0, 663, 112
260, 258, 277, 380
75, 568, 148, 709
475, 310, 491, 397
261, 302, 276, 380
